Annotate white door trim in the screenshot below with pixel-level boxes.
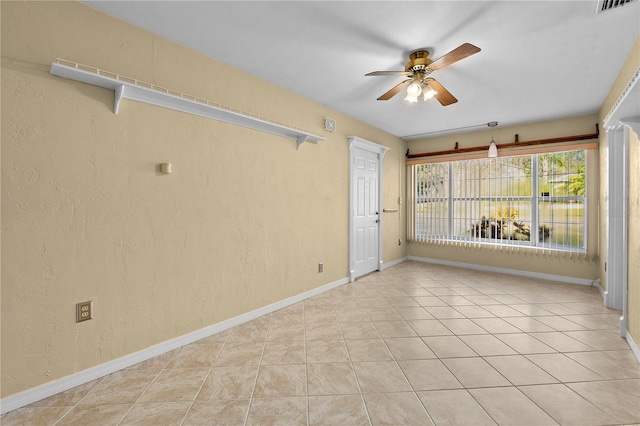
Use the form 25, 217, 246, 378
348, 136, 389, 282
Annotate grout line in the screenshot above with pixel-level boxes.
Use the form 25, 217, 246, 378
114, 346, 182, 425
242, 316, 272, 426
179, 328, 232, 426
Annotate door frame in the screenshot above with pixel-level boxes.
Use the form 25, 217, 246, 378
348, 136, 389, 282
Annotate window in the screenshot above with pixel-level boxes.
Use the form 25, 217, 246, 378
411, 149, 587, 251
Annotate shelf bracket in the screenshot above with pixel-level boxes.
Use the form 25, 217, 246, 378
114, 84, 125, 115
296, 135, 309, 150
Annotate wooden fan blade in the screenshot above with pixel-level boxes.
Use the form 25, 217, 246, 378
365, 71, 411, 76
428, 79, 458, 106
377, 79, 412, 100
428, 43, 481, 71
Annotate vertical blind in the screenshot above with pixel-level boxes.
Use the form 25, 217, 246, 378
407, 145, 596, 260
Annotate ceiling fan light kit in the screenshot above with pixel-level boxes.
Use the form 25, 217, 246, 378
365, 43, 481, 106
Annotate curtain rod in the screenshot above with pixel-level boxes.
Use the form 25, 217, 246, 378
406, 124, 599, 159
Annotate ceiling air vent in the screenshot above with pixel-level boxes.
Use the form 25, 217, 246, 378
596, 0, 636, 13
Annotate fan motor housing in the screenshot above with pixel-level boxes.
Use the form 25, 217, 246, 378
405, 50, 433, 73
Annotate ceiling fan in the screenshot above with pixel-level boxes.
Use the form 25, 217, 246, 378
365, 43, 481, 106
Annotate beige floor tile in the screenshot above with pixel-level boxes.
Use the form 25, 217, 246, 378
261, 340, 306, 364
469, 387, 557, 425
56, 404, 133, 425
568, 380, 640, 424
566, 351, 640, 379
253, 364, 306, 397
510, 304, 555, 316
482, 304, 527, 317
305, 311, 338, 324
384, 337, 436, 360
533, 303, 582, 315
529, 331, 595, 352
352, 361, 412, 393
452, 305, 496, 318
227, 321, 269, 342
413, 296, 449, 307
339, 321, 381, 339
489, 294, 527, 304
464, 295, 502, 305
305, 322, 343, 340
601, 349, 640, 362
78, 369, 158, 405
306, 339, 350, 363
424, 306, 466, 319
373, 320, 418, 338
442, 357, 510, 388
336, 309, 371, 323
166, 342, 223, 369
563, 313, 622, 329
395, 306, 434, 320
364, 307, 403, 321
438, 295, 475, 306
214, 341, 264, 366
472, 317, 522, 334
307, 363, 360, 395
363, 392, 434, 425
564, 330, 633, 351
139, 368, 209, 403
183, 400, 249, 425
267, 324, 305, 341
440, 319, 489, 335
496, 333, 556, 354
459, 334, 518, 356
398, 359, 462, 391
387, 296, 420, 307
196, 365, 259, 400
485, 355, 558, 385
534, 315, 587, 331
407, 319, 453, 336
247, 397, 307, 425
345, 338, 393, 361
525, 353, 605, 382
417, 389, 496, 426
422, 336, 477, 358
120, 401, 191, 425
359, 297, 392, 307
503, 316, 556, 332
0, 406, 72, 426
519, 384, 618, 426
308, 395, 369, 425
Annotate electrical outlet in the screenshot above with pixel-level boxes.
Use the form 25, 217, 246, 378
318, 263, 324, 273
76, 301, 93, 323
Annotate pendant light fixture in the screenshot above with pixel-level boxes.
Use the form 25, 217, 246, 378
487, 121, 498, 158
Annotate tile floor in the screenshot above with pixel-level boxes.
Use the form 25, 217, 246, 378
3, 261, 640, 425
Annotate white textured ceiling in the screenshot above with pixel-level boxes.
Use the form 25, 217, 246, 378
84, 1, 639, 139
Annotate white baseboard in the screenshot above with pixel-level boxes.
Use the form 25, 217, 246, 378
625, 329, 640, 365
0, 276, 350, 415
381, 256, 408, 270
407, 256, 595, 286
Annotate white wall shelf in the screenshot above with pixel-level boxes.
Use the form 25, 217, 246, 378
49, 60, 325, 149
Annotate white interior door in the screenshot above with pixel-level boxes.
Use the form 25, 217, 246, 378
349, 137, 388, 281
353, 148, 380, 277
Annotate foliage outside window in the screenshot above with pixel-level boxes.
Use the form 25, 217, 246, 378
412, 150, 586, 251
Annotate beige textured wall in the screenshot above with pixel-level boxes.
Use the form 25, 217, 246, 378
406, 115, 600, 280
599, 37, 640, 342
1, 2, 406, 398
